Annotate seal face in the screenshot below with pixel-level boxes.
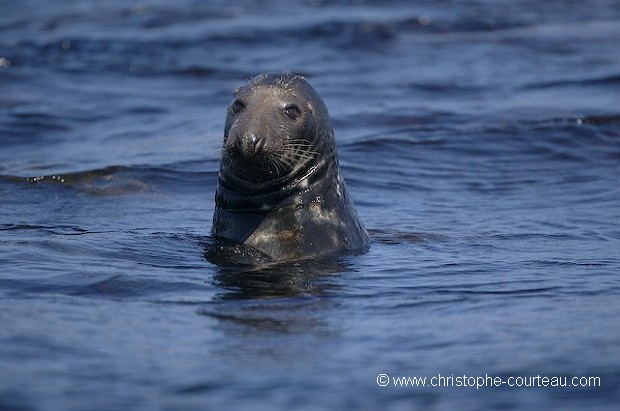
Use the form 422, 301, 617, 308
212, 72, 370, 261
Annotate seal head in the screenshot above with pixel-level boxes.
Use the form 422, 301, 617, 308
212, 72, 370, 261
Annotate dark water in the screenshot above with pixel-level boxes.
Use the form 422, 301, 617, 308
1, 0, 620, 410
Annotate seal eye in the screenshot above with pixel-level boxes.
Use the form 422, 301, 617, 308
284, 105, 301, 120
230, 100, 245, 114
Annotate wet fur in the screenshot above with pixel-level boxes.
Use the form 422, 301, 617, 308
212, 72, 370, 261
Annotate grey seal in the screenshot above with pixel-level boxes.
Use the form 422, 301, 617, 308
211, 72, 370, 261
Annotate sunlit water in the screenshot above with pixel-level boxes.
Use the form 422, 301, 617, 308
1, 1, 619, 410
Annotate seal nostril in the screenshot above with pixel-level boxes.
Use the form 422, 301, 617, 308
251, 135, 264, 152
235, 135, 243, 151
226, 134, 243, 157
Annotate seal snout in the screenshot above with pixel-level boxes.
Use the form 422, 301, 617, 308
228, 132, 266, 158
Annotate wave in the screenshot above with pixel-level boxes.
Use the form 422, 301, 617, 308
522, 73, 620, 90
0, 163, 218, 196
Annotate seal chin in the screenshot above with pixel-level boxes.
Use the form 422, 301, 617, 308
223, 151, 288, 186
229, 160, 278, 184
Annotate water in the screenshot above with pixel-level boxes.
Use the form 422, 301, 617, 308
1, 0, 619, 409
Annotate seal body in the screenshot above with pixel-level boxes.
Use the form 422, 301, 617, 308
212, 72, 370, 261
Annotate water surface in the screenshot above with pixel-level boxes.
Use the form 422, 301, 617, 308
1, 1, 619, 410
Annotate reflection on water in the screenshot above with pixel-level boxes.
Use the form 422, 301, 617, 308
200, 251, 350, 363
206, 240, 350, 300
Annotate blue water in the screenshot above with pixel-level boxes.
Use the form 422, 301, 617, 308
1, 0, 620, 410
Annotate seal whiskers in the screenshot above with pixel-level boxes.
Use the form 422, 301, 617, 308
277, 139, 319, 169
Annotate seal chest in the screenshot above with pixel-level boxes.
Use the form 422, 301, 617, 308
212, 72, 370, 261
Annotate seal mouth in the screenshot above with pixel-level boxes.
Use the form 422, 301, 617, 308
223, 138, 319, 185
